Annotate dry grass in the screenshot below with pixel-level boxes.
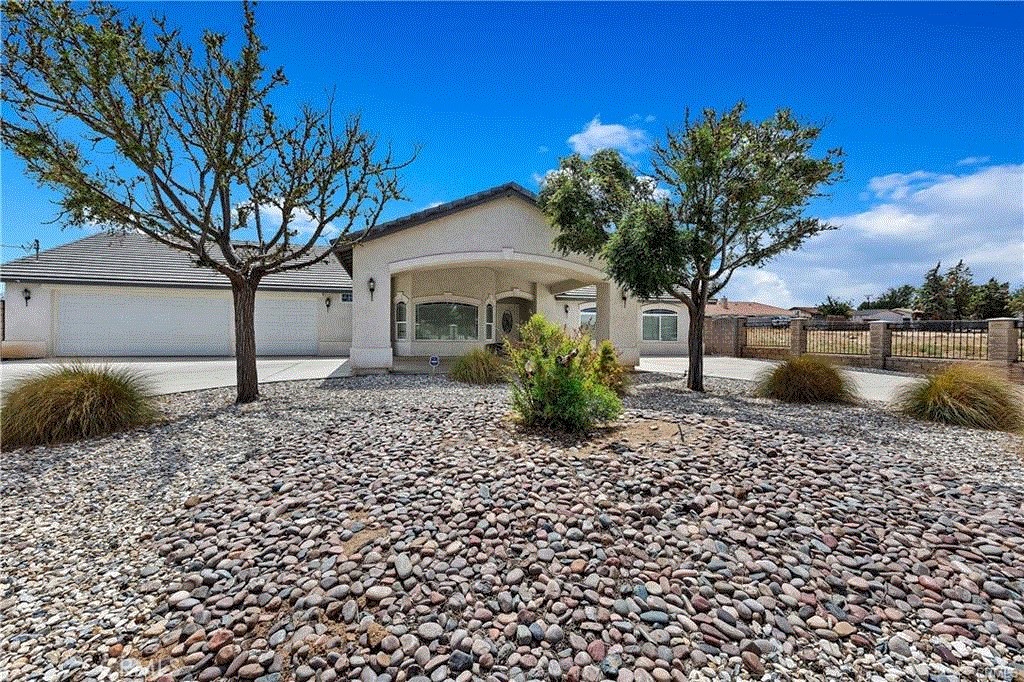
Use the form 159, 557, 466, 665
1, 363, 160, 450
897, 364, 1023, 432
754, 356, 859, 405
449, 348, 508, 384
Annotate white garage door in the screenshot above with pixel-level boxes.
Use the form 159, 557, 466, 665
255, 296, 318, 356
56, 290, 232, 356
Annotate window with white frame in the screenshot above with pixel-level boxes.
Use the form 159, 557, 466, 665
485, 304, 494, 340
642, 309, 678, 341
415, 302, 478, 341
395, 301, 407, 340
580, 306, 597, 332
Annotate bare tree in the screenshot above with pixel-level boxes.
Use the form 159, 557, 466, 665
2, 0, 415, 402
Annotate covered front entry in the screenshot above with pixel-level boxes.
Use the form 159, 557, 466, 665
495, 295, 532, 346
342, 183, 641, 373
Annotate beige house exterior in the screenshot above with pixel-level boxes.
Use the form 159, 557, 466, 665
338, 183, 646, 372
2, 183, 691, 369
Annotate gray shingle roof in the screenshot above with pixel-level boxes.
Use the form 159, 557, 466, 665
1, 232, 351, 292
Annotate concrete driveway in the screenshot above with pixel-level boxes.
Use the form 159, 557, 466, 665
0, 357, 350, 396
639, 356, 920, 403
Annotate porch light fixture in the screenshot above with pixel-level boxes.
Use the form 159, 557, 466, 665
22, 288, 30, 306
621, 292, 628, 307
367, 277, 376, 301
325, 296, 332, 309
564, 304, 570, 315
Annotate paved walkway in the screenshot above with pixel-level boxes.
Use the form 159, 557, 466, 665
641, 356, 919, 403
1, 355, 917, 402
0, 357, 350, 396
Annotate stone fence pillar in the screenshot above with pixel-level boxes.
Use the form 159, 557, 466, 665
987, 318, 1019, 364
869, 321, 890, 370
734, 317, 747, 358
789, 318, 807, 357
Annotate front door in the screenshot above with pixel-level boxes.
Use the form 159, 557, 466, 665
495, 302, 519, 345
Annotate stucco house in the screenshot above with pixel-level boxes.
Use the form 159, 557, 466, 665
1, 183, 691, 372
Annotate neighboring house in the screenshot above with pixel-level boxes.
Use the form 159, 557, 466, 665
1, 182, 691, 370
788, 306, 822, 320
851, 308, 915, 323
705, 298, 792, 319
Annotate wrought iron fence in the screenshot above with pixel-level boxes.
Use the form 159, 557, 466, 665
806, 320, 870, 355
744, 318, 790, 348
890, 320, 988, 360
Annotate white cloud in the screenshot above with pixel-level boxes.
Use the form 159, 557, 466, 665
723, 163, 1024, 307
240, 201, 338, 240
423, 201, 444, 210
957, 155, 991, 166
567, 116, 648, 156
725, 269, 797, 308
538, 145, 549, 154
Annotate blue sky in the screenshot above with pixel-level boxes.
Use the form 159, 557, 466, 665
2, 1, 1022, 306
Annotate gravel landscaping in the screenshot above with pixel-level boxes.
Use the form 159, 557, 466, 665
2, 373, 1023, 682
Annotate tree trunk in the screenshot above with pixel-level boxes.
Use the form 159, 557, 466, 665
687, 306, 705, 392
231, 279, 260, 404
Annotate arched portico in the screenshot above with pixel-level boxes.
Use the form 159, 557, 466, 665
342, 184, 640, 373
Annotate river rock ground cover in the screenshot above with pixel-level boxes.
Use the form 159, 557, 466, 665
1, 373, 1022, 682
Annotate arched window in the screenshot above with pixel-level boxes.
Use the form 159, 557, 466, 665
642, 309, 678, 341
580, 306, 597, 332
395, 301, 408, 340
485, 304, 494, 340
415, 302, 479, 340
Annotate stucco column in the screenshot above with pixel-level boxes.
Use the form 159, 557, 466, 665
735, 317, 747, 358
869, 321, 890, 370
987, 318, 1019, 364
349, 257, 393, 373
790, 318, 807, 356
596, 282, 640, 367
534, 283, 561, 327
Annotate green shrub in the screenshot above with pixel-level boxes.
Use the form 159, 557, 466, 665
1, 364, 160, 449
754, 355, 858, 404
897, 364, 1023, 432
449, 348, 508, 384
506, 314, 623, 431
591, 339, 630, 397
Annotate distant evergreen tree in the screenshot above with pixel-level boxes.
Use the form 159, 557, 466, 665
818, 296, 854, 318
946, 260, 976, 320
916, 262, 952, 319
862, 284, 917, 310
969, 278, 1012, 319
1011, 286, 1024, 318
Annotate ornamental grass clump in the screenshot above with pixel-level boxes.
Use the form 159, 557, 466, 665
1, 364, 160, 449
591, 339, 630, 397
506, 314, 622, 432
754, 355, 858, 404
449, 348, 508, 384
897, 364, 1023, 432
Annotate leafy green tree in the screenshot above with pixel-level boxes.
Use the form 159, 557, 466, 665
818, 296, 853, 318
1, 1, 413, 403
945, 260, 975, 320
916, 262, 952, 319
539, 103, 843, 391
968, 278, 1012, 319
860, 284, 916, 310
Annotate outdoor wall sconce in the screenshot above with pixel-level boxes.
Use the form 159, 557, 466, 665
325, 296, 332, 309
621, 292, 628, 307
22, 288, 31, 306
564, 304, 570, 315
367, 277, 376, 301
